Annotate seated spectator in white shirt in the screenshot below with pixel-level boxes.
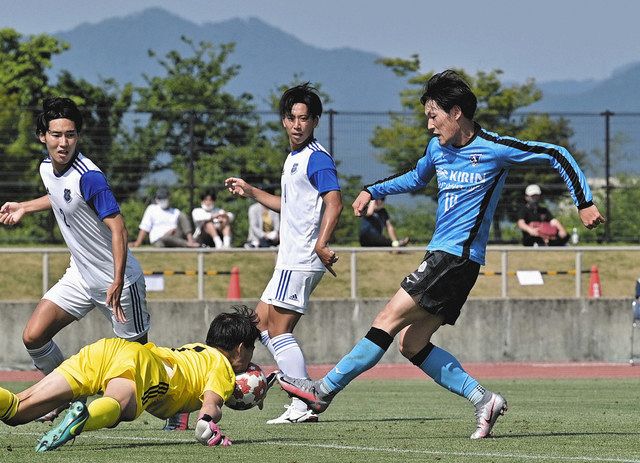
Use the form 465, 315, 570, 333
131, 188, 199, 248
191, 189, 235, 248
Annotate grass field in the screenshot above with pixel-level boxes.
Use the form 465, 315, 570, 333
2, 247, 640, 300
1, 378, 639, 462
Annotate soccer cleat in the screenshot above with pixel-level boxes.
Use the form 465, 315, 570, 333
163, 411, 190, 431
470, 392, 508, 439
276, 372, 334, 414
266, 404, 319, 424
35, 401, 88, 452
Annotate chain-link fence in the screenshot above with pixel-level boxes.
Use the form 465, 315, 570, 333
2, 108, 639, 242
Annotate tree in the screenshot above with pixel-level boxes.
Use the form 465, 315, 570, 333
54, 72, 142, 199
371, 57, 586, 240
134, 36, 278, 219
0, 30, 145, 243
130, 36, 303, 246
0, 29, 68, 242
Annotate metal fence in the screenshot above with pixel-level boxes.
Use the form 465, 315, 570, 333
3, 108, 640, 241
2, 246, 638, 300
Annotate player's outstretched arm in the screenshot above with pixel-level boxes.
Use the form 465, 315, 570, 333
579, 204, 606, 229
0, 196, 51, 225
194, 391, 231, 447
352, 190, 372, 217
225, 177, 281, 212
225, 177, 254, 198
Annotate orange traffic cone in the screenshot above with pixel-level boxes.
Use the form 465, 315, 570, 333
588, 265, 601, 298
227, 266, 241, 300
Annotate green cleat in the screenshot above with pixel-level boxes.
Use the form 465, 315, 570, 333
35, 401, 88, 452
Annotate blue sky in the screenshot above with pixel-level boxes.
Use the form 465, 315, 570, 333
3, 0, 640, 84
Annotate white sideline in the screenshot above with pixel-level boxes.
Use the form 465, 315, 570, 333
2, 431, 639, 463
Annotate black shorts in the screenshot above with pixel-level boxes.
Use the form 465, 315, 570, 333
400, 250, 480, 325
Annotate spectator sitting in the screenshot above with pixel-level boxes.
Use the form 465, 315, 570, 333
245, 200, 280, 248
131, 188, 199, 248
359, 197, 409, 247
516, 184, 569, 246
192, 189, 235, 248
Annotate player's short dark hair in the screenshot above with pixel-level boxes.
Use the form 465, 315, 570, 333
201, 189, 217, 201
35, 97, 84, 135
279, 82, 323, 119
206, 305, 259, 351
420, 70, 477, 119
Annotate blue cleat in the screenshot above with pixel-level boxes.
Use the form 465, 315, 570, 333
35, 401, 88, 452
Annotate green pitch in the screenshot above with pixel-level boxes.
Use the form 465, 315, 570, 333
1, 378, 638, 462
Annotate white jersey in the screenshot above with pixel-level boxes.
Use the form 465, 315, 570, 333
40, 153, 143, 290
277, 141, 335, 271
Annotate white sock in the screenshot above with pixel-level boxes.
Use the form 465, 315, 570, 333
27, 340, 65, 374
223, 235, 231, 248
259, 330, 276, 357
271, 333, 308, 379
213, 236, 223, 248
469, 385, 487, 406
272, 333, 309, 413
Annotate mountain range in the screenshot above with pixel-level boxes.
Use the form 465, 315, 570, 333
51, 8, 404, 111
49, 8, 640, 113
45, 8, 639, 179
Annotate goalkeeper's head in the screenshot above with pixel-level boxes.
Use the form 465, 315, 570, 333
206, 305, 259, 372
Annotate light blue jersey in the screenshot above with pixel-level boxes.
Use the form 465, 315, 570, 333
366, 124, 593, 265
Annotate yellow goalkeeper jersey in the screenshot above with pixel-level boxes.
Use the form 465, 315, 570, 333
144, 342, 236, 418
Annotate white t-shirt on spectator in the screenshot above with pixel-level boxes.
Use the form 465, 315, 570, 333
139, 204, 181, 244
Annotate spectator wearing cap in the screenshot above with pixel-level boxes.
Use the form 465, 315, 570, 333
516, 184, 569, 246
130, 188, 199, 248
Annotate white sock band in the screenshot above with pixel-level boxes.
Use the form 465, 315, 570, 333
260, 330, 276, 357
27, 340, 65, 374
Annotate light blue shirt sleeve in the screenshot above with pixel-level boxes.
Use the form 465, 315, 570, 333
366, 145, 435, 199
497, 136, 593, 208
79, 171, 121, 220
308, 150, 340, 193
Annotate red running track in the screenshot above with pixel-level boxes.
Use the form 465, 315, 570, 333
2, 362, 640, 382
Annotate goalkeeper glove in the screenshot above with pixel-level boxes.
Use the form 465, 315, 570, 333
194, 415, 232, 447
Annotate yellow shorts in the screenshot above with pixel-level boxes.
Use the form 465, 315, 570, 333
56, 338, 170, 419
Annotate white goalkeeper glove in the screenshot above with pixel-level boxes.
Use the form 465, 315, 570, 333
194, 415, 232, 447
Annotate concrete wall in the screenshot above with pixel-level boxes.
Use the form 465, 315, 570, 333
0, 298, 635, 369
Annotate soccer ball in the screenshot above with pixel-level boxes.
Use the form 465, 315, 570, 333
225, 363, 268, 410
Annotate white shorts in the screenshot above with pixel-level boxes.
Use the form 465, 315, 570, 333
43, 266, 150, 340
260, 269, 324, 314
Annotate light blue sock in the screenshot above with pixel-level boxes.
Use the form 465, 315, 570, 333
419, 346, 483, 403
322, 328, 393, 393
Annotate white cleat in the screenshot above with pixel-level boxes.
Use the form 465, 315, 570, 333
266, 404, 319, 424
470, 392, 507, 439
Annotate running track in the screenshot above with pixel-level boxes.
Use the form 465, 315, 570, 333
2, 362, 640, 382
